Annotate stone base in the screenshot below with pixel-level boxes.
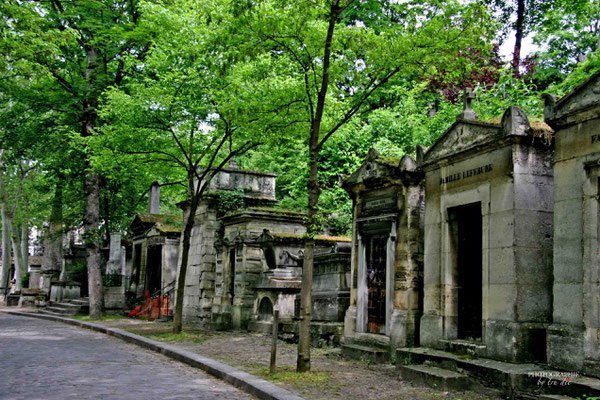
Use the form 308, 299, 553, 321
343, 306, 357, 337
547, 323, 585, 372
248, 320, 273, 334
210, 311, 233, 331
389, 309, 422, 351
484, 320, 548, 363
231, 305, 253, 330
419, 313, 444, 348
6, 294, 20, 306
420, 315, 548, 363
340, 332, 391, 363
396, 346, 600, 399
18, 289, 46, 308
279, 321, 344, 347
104, 286, 125, 310
312, 291, 349, 322
50, 281, 81, 303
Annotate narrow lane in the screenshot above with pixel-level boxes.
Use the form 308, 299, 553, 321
0, 314, 253, 400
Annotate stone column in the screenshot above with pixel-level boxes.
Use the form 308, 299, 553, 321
356, 233, 367, 333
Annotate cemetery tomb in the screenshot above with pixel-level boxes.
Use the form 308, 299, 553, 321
544, 69, 600, 377
419, 101, 554, 363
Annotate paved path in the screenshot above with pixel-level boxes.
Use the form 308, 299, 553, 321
0, 314, 253, 400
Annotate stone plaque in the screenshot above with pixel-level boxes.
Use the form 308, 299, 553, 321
361, 194, 397, 216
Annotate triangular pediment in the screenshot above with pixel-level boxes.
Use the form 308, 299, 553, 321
422, 120, 501, 165
553, 69, 600, 121
344, 158, 396, 188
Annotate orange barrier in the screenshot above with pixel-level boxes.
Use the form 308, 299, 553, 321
128, 291, 171, 320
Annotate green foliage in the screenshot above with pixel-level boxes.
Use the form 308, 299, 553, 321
71, 264, 88, 286
217, 189, 245, 217
549, 52, 600, 98
473, 68, 544, 120
20, 272, 29, 289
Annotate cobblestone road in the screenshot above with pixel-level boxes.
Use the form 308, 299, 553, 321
0, 314, 253, 400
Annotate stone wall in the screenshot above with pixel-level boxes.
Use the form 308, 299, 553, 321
544, 70, 600, 376
181, 199, 219, 328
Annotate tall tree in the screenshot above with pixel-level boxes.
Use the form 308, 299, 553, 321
233, 0, 495, 371
1, 0, 153, 317
97, 0, 289, 333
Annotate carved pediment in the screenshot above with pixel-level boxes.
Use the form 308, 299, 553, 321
422, 120, 501, 165
343, 158, 396, 188
548, 70, 600, 126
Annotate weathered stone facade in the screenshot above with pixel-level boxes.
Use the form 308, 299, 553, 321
212, 209, 306, 330
180, 163, 282, 327
342, 149, 425, 354
180, 161, 352, 335
544, 70, 600, 377
130, 214, 181, 300
419, 106, 554, 363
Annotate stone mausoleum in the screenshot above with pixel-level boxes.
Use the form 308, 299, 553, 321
419, 102, 554, 363
341, 149, 425, 359
544, 70, 600, 377
180, 161, 351, 335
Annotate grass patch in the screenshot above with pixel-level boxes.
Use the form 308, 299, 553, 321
136, 330, 207, 344
72, 314, 128, 321
252, 365, 330, 388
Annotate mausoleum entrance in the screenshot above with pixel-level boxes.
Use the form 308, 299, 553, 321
448, 202, 482, 341
366, 235, 387, 334
342, 149, 425, 358
145, 245, 162, 295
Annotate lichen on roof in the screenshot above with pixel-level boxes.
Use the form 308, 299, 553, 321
155, 225, 182, 233
135, 213, 182, 228
225, 207, 305, 218
270, 232, 351, 243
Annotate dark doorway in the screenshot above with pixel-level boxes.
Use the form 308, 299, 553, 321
258, 297, 273, 321
133, 244, 142, 287
146, 245, 162, 295
366, 235, 388, 334
449, 202, 483, 340
228, 248, 236, 304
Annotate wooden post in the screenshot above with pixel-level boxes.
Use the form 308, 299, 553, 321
270, 308, 279, 374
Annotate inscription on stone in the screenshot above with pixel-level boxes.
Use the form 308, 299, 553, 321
440, 164, 493, 185
362, 195, 396, 215
591, 134, 600, 144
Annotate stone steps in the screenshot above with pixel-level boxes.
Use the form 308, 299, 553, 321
396, 347, 600, 399
341, 343, 390, 363
398, 364, 471, 392
341, 333, 391, 363
44, 306, 78, 315
40, 297, 89, 317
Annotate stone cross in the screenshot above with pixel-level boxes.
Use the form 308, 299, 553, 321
458, 88, 478, 121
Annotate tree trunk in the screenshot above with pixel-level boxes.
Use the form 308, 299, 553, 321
84, 171, 103, 317
512, 0, 525, 76
296, 1, 339, 373
1, 208, 12, 294
21, 224, 28, 279
83, 44, 103, 318
173, 194, 198, 334
43, 182, 64, 274
11, 223, 24, 291
297, 146, 320, 372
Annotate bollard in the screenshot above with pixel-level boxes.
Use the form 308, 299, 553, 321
270, 308, 279, 374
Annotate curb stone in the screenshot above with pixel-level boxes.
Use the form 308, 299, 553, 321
3, 310, 304, 400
